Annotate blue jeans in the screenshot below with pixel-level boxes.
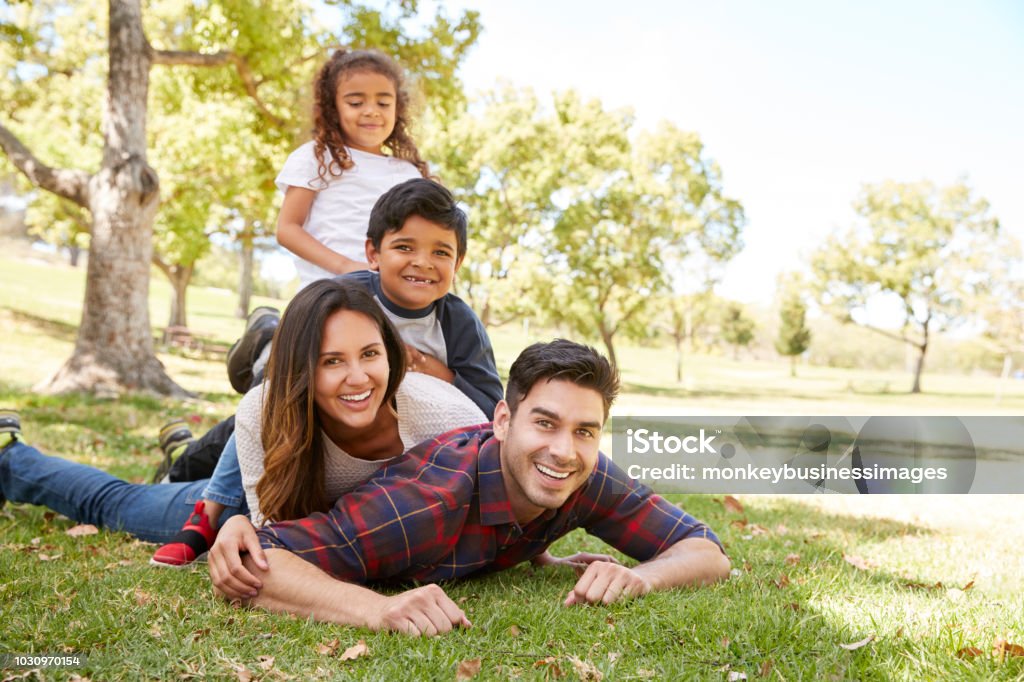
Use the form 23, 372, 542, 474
0, 441, 247, 543
201, 433, 244, 508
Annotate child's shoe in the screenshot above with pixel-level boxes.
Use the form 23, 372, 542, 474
152, 419, 194, 483
150, 500, 217, 567
0, 409, 20, 509
226, 307, 280, 394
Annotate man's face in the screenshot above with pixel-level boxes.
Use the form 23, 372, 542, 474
365, 214, 462, 310
494, 378, 605, 525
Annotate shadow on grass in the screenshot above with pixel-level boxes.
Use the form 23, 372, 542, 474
2, 306, 78, 343
621, 380, 839, 403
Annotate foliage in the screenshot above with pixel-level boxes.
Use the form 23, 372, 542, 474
720, 301, 756, 358
774, 274, 812, 376
811, 180, 1001, 393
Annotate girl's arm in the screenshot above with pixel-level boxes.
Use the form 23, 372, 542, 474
276, 186, 368, 275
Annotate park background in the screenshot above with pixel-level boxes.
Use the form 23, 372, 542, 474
1, 1, 1023, 679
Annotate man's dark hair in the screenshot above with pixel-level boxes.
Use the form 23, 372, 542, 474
505, 339, 620, 421
366, 178, 468, 260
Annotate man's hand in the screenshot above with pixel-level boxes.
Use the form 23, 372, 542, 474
563, 561, 652, 606
370, 584, 471, 637
405, 344, 454, 383
209, 515, 268, 601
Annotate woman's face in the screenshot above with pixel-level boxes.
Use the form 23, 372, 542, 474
313, 309, 390, 436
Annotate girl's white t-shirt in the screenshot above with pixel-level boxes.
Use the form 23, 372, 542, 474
275, 142, 421, 289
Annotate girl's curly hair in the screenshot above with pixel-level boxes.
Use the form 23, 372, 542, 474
312, 48, 430, 184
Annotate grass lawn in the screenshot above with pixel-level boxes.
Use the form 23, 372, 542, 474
2, 253, 1023, 679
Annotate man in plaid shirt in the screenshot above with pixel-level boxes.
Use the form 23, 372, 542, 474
223, 340, 729, 636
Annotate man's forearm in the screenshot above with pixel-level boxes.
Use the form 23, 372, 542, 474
632, 537, 731, 591
240, 549, 384, 627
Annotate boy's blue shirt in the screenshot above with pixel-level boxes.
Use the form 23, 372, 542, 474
337, 270, 503, 419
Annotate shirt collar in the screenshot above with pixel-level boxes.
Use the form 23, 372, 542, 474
476, 433, 518, 527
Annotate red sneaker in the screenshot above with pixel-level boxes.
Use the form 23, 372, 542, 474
150, 500, 217, 568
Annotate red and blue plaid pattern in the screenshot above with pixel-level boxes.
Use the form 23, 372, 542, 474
257, 424, 722, 583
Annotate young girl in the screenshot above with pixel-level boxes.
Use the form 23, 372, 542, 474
276, 48, 431, 288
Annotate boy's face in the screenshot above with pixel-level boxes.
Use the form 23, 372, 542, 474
365, 215, 463, 310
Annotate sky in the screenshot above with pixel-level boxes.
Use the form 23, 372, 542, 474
426, 0, 1024, 306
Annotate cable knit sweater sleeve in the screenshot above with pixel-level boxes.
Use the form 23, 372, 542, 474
235, 384, 271, 526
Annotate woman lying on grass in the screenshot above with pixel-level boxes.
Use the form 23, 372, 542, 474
0, 280, 486, 570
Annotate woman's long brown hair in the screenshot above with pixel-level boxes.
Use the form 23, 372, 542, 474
255, 280, 406, 524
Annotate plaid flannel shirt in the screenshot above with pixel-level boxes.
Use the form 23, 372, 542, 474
257, 424, 722, 584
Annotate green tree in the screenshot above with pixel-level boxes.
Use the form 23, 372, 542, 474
811, 180, 1000, 393
774, 275, 812, 377
720, 302, 756, 360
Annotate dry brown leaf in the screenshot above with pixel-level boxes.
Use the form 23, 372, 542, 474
455, 658, 482, 681
258, 656, 275, 671
567, 656, 603, 681
30, 537, 41, 546
720, 636, 730, 648
508, 624, 522, 637
66, 524, 99, 537
994, 639, 1024, 660
774, 573, 790, 589
315, 638, 340, 656
842, 554, 872, 570
134, 589, 153, 606
730, 519, 749, 529
784, 553, 801, 565
723, 495, 745, 514
37, 553, 62, 561
533, 657, 564, 678
749, 524, 770, 536
785, 602, 801, 611
234, 665, 253, 682
339, 639, 368, 662
839, 634, 875, 650
758, 659, 774, 677
957, 647, 984, 659
190, 629, 210, 642
961, 580, 975, 591
607, 652, 621, 664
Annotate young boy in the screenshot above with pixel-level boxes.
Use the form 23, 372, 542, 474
151, 179, 502, 566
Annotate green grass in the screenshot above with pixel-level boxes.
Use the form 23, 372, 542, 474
2, 253, 1024, 679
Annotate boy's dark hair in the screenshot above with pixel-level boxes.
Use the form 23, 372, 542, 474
367, 178, 468, 260
505, 339, 619, 421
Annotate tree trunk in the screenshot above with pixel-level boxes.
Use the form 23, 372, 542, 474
675, 334, 683, 383
68, 245, 81, 267
167, 264, 192, 328
599, 322, 618, 370
910, 343, 926, 394
236, 226, 254, 318
42, 0, 185, 397
790, 354, 797, 378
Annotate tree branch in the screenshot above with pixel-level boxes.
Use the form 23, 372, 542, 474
149, 48, 286, 129
0, 121, 91, 208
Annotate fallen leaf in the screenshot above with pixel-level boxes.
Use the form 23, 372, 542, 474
508, 624, 522, 637
339, 639, 368, 662
774, 573, 790, 589
190, 629, 210, 642
730, 519, 749, 529
723, 495, 745, 514
38, 553, 62, 561
456, 658, 482, 680
839, 635, 875, 651
759, 659, 773, 677
43, 511, 56, 522
533, 657, 564, 678
31, 537, 41, 546
842, 554, 872, 571
258, 656, 275, 671
635, 669, 656, 679
134, 589, 153, 606
784, 553, 801, 565
961, 580, 975, 591
567, 656, 603, 681
66, 524, 99, 537
234, 665, 253, 682
775, 524, 789, 535
728, 672, 747, 681
785, 602, 801, 611
315, 638, 340, 656
994, 639, 1024, 660
957, 647, 984, 659
607, 652, 620, 664
749, 524, 770, 536
720, 637, 730, 648
895, 627, 904, 638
